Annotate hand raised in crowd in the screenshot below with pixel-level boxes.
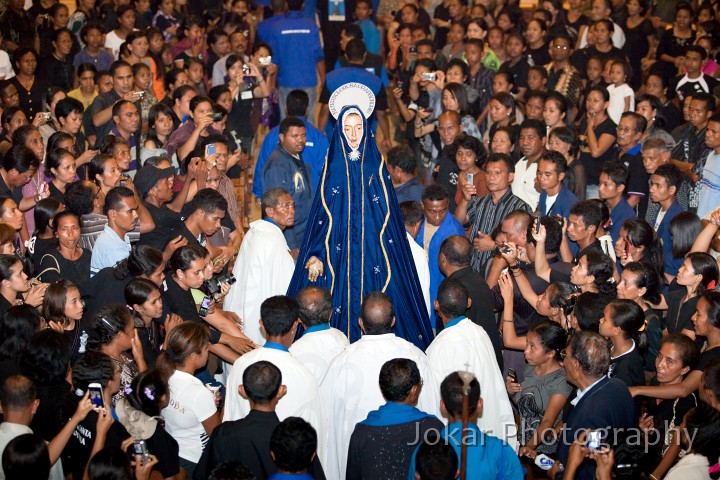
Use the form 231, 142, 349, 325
498, 271, 514, 303
133, 453, 159, 480
196, 113, 215, 132
163, 313, 183, 338
458, 173, 477, 200
223, 333, 257, 355
70, 390, 95, 424
23, 282, 48, 307
505, 374, 521, 395
163, 235, 188, 261
122, 91, 143, 103
31, 112, 48, 127
76, 149, 100, 166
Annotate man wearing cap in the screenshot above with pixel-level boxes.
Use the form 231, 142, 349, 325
136, 161, 189, 256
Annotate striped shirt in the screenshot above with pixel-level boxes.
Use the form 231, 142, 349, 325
467, 189, 531, 274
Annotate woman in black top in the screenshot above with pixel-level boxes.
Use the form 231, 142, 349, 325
125, 278, 171, 368
27, 197, 61, 273
46, 147, 77, 205
630, 291, 720, 405
617, 261, 664, 377
36, 211, 91, 295
577, 85, 616, 198
42, 279, 89, 363
0, 305, 41, 383
664, 252, 719, 339
639, 334, 699, 478
115, 369, 180, 479
0, 254, 46, 316
9, 49, 48, 119
599, 299, 646, 391
225, 53, 271, 156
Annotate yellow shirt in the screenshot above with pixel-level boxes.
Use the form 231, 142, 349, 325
67, 87, 98, 111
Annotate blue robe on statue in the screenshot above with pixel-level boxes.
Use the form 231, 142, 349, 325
286, 105, 434, 350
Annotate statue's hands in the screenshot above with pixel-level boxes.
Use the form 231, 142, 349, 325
305, 256, 324, 282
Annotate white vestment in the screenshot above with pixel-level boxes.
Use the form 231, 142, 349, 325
407, 231, 431, 316
319, 333, 439, 480
426, 318, 518, 448
225, 220, 295, 345
289, 326, 349, 383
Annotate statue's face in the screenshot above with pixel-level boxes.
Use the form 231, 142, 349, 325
342, 113, 363, 149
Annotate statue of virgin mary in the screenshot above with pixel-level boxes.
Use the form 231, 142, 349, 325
286, 83, 434, 350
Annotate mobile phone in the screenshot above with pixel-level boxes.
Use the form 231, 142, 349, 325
421, 72, 437, 81
198, 296, 212, 317
206, 143, 216, 157
242, 64, 251, 75
535, 213, 541, 234
43, 112, 51, 121
259, 55, 272, 66
466, 172, 474, 184
508, 368, 517, 382
396, 80, 404, 90
209, 112, 223, 121
586, 430, 603, 451
132, 440, 150, 464
118, 174, 129, 187
134, 91, 145, 99
88, 383, 104, 409
393, 32, 400, 40
409, 45, 417, 54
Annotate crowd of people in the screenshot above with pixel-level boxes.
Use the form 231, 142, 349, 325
0, 0, 719, 478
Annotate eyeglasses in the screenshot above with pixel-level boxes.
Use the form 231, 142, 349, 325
616, 126, 634, 133
553, 45, 569, 50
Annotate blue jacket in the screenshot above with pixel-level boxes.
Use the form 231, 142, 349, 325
654, 200, 685, 276
416, 214, 465, 330
262, 144, 314, 248
537, 186, 578, 220
556, 377, 635, 480
407, 423, 523, 480
609, 197, 636, 244
264, 12, 324, 88
254, 118, 329, 198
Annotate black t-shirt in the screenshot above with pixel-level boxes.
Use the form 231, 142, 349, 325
527, 44, 551, 67
60, 393, 130, 479
696, 346, 720, 372
36, 249, 92, 296
47, 181, 65, 205
499, 56, 529, 94
146, 423, 181, 478
434, 146, 458, 213
62, 317, 91, 364
84, 266, 131, 318
578, 116, 617, 185
140, 201, 184, 251
28, 236, 57, 274
664, 290, 698, 335
161, 275, 221, 344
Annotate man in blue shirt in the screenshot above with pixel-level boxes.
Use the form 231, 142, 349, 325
599, 161, 636, 244
407, 371, 523, 480
354, 0, 380, 54
648, 163, 686, 281
318, 39, 391, 151
388, 145, 423, 203
537, 150, 579, 221
254, 90, 329, 201
263, 117, 313, 250
263, 0, 325, 124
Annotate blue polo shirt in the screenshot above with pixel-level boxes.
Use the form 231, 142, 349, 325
253, 117, 329, 197
265, 12, 324, 88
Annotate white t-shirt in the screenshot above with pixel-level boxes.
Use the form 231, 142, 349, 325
0, 51, 15, 80
606, 83, 635, 124
161, 370, 216, 463
104, 31, 126, 60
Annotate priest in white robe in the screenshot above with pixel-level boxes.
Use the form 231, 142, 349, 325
224, 188, 297, 345
426, 279, 518, 448
223, 295, 325, 459
319, 292, 438, 480
289, 286, 349, 382
399, 201, 431, 316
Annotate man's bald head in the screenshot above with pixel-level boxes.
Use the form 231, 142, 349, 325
438, 110, 461, 125
297, 286, 333, 327
439, 235, 472, 267
360, 291, 394, 334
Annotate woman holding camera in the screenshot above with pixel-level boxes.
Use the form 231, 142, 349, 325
162, 245, 255, 364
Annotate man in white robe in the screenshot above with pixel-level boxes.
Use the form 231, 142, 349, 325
225, 188, 296, 345
400, 200, 431, 316
289, 286, 349, 382
319, 292, 438, 480
223, 296, 325, 456
426, 279, 518, 448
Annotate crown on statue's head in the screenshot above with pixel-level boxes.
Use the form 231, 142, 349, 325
328, 82, 376, 120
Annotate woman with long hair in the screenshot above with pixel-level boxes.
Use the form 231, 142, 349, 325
664, 252, 719, 339
506, 321, 569, 460
548, 126, 583, 200
157, 322, 219, 477
617, 261, 663, 378
42, 279, 87, 361
578, 85, 616, 199
0, 254, 46, 315
27, 197, 62, 273
125, 278, 171, 367
0, 107, 29, 156
87, 303, 146, 405
88, 153, 123, 197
